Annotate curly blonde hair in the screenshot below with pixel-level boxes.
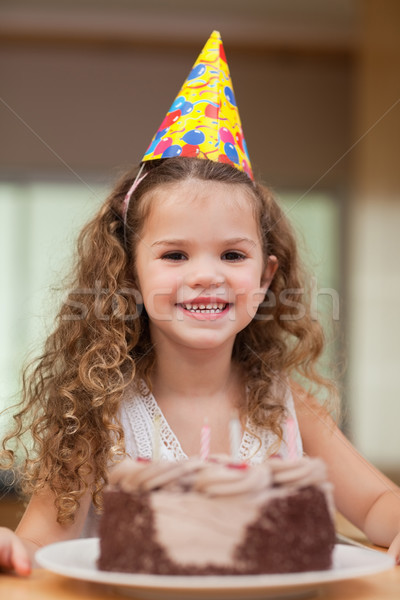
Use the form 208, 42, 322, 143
1, 157, 337, 524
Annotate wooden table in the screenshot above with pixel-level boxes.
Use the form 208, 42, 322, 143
1, 564, 399, 600
1, 517, 399, 599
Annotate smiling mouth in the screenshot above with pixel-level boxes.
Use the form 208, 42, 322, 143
180, 302, 229, 314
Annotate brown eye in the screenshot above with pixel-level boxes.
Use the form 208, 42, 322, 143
161, 252, 187, 261
222, 251, 246, 262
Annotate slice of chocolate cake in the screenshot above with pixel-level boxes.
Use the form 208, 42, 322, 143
98, 456, 335, 575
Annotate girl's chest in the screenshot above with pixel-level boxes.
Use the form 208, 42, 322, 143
119, 386, 302, 464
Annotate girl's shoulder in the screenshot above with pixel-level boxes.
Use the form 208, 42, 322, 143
246, 383, 303, 462
289, 379, 341, 458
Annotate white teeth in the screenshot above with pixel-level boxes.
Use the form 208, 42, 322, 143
183, 302, 227, 313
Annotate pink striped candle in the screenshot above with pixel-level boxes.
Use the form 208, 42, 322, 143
286, 416, 298, 460
200, 418, 210, 461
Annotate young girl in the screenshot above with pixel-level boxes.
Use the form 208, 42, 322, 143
1, 156, 400, 575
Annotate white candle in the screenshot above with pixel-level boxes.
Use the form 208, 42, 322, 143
229, 416, 242, 463
152, 413, 161, 461
200, 418, 210, 461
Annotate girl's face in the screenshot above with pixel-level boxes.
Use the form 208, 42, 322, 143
134, 179, 277, 354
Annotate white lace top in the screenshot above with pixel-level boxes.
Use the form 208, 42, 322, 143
120, 381, 303, 463
81, 381, 303, 537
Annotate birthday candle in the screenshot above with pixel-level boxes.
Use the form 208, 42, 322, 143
286, 416, 297, 460
229, 416, 242, 463
152, 413, 161, 461
200, 418, 210, 461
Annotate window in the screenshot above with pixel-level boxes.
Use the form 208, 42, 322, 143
0, 181, 104, 435
278, 191, 342, 383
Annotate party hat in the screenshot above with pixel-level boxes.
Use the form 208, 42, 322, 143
142, 30, 253, 179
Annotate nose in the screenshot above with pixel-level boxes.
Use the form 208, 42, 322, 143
184, 256, 225, 289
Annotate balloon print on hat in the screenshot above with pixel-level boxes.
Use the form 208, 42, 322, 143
224, 143, 239, 165
188, 63, 206, 81
182, 130, 205, 146
162, 145, 182, 158
224, 86, 236, 107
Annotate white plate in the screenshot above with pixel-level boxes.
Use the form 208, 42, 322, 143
36, 538, 395, 600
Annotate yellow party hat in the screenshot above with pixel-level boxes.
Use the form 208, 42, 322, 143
142, 30, 253, 179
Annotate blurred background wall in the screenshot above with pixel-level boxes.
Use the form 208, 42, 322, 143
0, 0, 399, 484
